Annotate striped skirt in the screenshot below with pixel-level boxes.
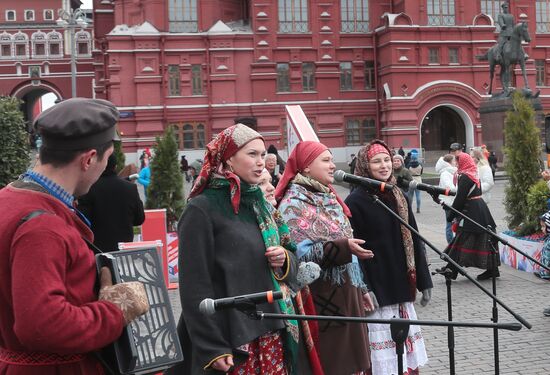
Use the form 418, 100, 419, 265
446, 230, 500, 270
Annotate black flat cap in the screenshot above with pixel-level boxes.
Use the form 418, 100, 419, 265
449, 142, 462, 151
34, 98, 120, 151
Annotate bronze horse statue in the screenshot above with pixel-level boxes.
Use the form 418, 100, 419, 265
477, 22, 531, 96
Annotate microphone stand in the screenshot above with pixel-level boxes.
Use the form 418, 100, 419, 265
238, 307, 521, 375
437, 199, 548, 375
362, 191, 531, 375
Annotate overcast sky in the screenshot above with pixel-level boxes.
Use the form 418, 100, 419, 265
81, 0, 93, 8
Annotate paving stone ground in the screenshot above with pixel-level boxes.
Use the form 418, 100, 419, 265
169, 179, 550, 374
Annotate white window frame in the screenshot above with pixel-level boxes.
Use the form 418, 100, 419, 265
47, 31, 63, 58
6, 10, 16, 22
43, 9, 54, 21
0, 32, 13, 59
75, 30, 91, 57
13, 32, 29, 59
24, 9, 35, 21
31, 31, 47, 58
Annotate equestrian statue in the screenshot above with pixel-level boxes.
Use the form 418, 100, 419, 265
477, 2, 537, 98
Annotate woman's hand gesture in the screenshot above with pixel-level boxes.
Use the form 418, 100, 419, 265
348, 239, 374, 259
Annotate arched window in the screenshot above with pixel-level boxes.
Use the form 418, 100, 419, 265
13, 31, 29, 59
47, 31, 63, 57
31, 31, 47, 58
0, 32, 13, 59
171, 122, 206, 149
75, 30, 91, 56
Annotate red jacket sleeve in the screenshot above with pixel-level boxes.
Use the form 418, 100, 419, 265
10, 216, 125, 354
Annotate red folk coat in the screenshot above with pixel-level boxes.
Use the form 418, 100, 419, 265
0, 183, 124, 374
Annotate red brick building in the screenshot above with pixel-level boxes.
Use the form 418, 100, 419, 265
0, 0, 94, 126
93, 1, 548, 162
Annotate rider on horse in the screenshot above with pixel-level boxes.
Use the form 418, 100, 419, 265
495, 2, 527, 63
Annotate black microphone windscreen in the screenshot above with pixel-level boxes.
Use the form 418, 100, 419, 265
334, 170, 346, 183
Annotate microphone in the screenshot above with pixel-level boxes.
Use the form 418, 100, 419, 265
409, 180, 456, 196
199, 290, 283, 316
333, 170, 394, 192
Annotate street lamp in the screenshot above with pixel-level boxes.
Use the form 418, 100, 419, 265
56, 8, 88, 98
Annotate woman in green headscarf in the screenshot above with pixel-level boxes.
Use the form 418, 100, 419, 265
175, 124, 300, 375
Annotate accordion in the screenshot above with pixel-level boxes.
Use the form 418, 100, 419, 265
96, 247, 183, 374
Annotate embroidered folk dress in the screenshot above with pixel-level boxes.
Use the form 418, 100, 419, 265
278, 182, 371, 375
345, 187, 432, 375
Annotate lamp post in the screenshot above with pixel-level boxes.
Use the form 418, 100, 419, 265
56, 8, 88, 98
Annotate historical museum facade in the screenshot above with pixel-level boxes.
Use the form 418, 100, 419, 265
0, 0, 94, 125
44, 1, 550, 160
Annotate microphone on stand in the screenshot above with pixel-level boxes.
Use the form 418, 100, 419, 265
334, 170, 394, 192
199, 291, 283, 316
409, 180, 456, 197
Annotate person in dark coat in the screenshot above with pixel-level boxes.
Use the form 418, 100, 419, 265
439, 152, 499, 280
172, 124, 300, 374
78, 154, 145, 252
392, 154, 412, 194
344, 140, 432, 375
398, 146, 405, 157
267, 144, 286, 173
404, 151, 412, 168
488, 151, 498, 178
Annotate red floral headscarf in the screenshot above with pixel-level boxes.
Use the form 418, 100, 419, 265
189, 124, 263, 213
275, 141, 351, 217
455, 152, 480, 188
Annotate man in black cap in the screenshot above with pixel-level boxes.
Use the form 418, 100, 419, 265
449, 142, 463, 156
0, 98, 149, 374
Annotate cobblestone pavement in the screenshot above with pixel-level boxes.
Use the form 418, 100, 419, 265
169, 179, 550, 374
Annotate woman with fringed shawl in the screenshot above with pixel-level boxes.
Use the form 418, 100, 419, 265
173, 124, 302, 375
441, 152, 498, 281
276, 141, 374, 375
344, 140, 432, 375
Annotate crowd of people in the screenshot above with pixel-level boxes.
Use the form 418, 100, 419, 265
3, 98, 549, 375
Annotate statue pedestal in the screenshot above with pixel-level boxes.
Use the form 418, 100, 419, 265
479, 96, 543, 162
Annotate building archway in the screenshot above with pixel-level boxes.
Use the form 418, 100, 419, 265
11, 82, 62, 131
420, 104, 474, 152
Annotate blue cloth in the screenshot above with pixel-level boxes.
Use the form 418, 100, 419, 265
445, 221, 454, 244
407, 187, 421, 211
540, 236, 550, 279
138, 166, 151, 198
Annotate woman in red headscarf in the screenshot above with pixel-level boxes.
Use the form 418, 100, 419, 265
173, 124, 301, 375
344, 140, 432, 375
441, 152, 498, 280
276, 141, 374, 375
